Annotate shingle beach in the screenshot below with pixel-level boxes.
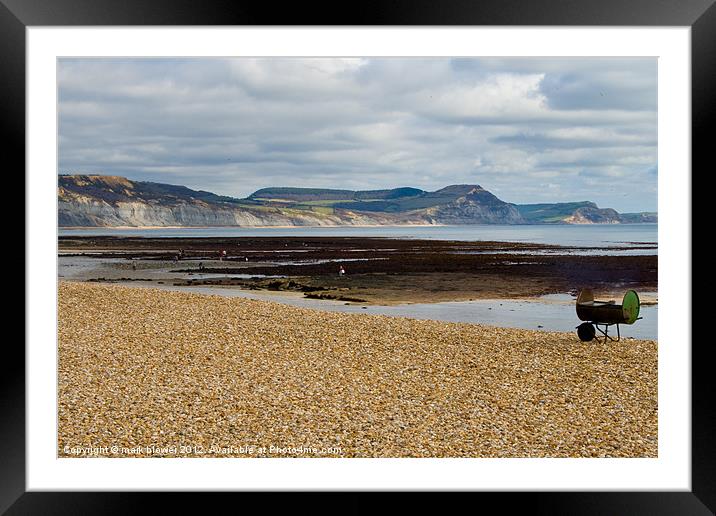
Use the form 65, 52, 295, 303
58, 281, 657, 458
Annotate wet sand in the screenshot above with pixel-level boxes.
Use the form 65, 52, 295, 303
59, 236, 657, 305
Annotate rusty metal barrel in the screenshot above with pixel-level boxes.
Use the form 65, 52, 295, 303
576, 289, 640, 325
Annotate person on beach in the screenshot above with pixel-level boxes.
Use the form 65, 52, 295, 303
339, 266, 346, 277
199, 262, 204, 270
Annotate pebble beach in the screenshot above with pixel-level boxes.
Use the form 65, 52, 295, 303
58, 281, 657, 458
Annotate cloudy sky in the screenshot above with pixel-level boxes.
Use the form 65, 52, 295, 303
58, 57, 657, 212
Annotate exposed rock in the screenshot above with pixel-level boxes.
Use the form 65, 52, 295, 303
422, 187, 524, 224
562, 206, 622, 224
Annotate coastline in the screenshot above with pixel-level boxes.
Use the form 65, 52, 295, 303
58, 221, 660, 231
59, 223, 447, 230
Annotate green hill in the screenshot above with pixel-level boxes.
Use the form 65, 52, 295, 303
517, 202, 598, 223
58, 175, 656, 227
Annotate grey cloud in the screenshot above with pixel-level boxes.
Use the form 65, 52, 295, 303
58, 57, 657, 212
449, 57, 657, 111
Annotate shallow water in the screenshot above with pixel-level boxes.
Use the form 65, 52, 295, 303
113, 282, 658, 341
58, 253, 658, 340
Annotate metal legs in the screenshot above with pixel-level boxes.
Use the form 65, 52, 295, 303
594, 322, 620, 343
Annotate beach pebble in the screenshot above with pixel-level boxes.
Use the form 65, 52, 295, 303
58, 281, 657, 458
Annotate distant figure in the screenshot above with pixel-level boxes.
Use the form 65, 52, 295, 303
245, 257, 249, 262
132, 261, 137, 271
199, 262, 204, 271
173, 254, 179, 263
339, 266, 346, 277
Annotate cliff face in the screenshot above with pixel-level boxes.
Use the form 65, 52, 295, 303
516, 201, 655, 225
58, 193, 398, 227
562, 206, 622, 224
57, 198, 330, 227
57, 174, 654, 227
422, 187, 524, 224
57, 175, 418, 227
619, 212, 658, 223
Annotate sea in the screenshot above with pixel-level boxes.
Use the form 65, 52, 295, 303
59, 223, 658, 251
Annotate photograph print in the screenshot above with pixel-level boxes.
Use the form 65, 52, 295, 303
57, 56, 658, 458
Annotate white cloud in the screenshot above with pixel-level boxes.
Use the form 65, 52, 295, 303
58, 57, 658, 212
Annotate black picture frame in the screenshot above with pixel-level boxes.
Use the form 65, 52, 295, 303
6, 0, 710, 513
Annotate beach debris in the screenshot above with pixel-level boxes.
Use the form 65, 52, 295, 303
575, 289, 641, 343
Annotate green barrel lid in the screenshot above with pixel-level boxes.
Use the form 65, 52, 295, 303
622, 290, 640, 324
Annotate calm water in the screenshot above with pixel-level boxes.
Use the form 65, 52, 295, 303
60, 224, 657, 249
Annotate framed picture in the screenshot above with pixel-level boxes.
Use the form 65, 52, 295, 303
8, 0, 710, 513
